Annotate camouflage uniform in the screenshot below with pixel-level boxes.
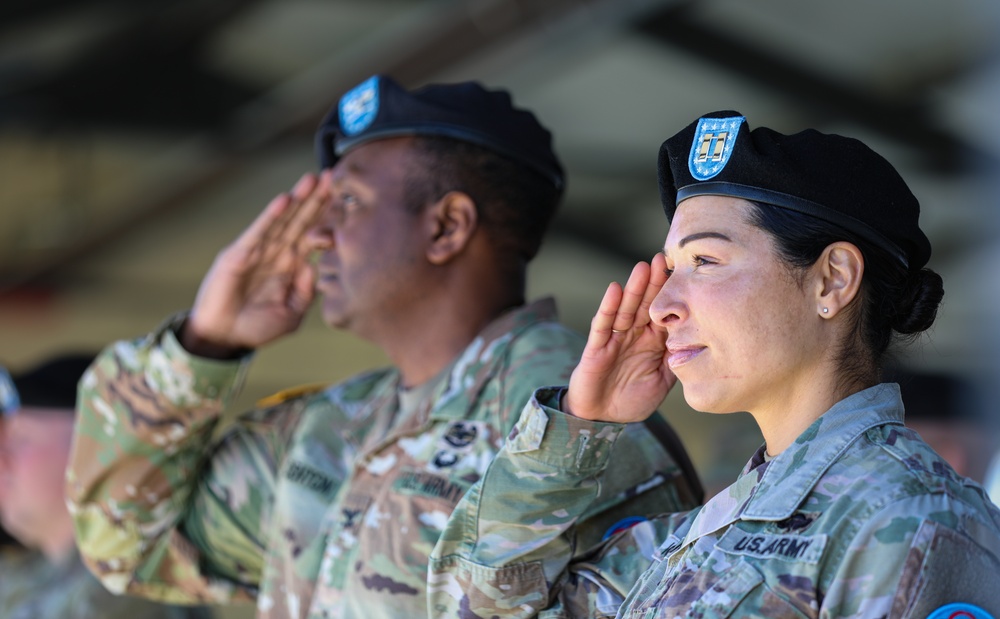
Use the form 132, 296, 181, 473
429, 383, 1000, 618
68, 299, 699, 619
987, 452, 1000, 506
0, 547, 211, 619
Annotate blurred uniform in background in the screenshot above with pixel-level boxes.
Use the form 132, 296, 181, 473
0, 357, 212, 619
0, 367, 27, 573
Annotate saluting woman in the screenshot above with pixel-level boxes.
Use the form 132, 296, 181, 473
428, 111, 1000, 618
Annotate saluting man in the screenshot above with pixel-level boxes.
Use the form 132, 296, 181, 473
67, 75, 702, 619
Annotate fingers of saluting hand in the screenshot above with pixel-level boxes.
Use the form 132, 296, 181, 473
588, 256, 668, 349
611, 260, 653, 333
587, 281, 625, 350
636, 252, 668, 325
232, 172, 332, 260
284, 170, 333, 251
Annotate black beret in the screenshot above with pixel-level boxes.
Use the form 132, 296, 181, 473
7, 353, 96, 414
315, 75, 564, 191
657, 111, 931, 270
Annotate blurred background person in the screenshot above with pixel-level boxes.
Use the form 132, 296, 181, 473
0, 365, 30, 602
0, 355, 212, 619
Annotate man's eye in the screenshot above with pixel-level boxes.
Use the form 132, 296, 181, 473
342, 194, 364, 212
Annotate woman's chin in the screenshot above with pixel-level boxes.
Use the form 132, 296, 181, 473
680, 385, 740, 415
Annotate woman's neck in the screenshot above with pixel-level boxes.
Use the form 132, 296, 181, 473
752, 370, 872, 456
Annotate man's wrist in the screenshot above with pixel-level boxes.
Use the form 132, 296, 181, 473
178, 318, 250, 360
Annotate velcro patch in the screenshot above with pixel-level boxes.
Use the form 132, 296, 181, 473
717, 527, 826, 564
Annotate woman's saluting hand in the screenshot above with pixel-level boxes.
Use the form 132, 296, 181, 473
564, 252, 678, 423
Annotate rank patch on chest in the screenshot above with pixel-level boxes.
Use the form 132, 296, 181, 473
443, 421, 479, 447
717, 527, 826, 564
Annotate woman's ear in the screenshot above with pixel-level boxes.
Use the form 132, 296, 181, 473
426, 191, 478, 265
815, 241, 864, 319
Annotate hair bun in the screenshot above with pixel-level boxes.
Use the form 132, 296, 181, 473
892, 269, 944, 334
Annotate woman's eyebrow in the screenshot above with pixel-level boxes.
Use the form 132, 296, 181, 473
678, 231, 732, 248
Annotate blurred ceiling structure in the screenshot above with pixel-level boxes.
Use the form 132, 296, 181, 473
2, 0, 1000, 487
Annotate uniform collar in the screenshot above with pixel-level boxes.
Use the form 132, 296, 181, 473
339, 299, 561, 448
743, 382, 905, 520
428, 298, 559, 421
682, 383, 904, 544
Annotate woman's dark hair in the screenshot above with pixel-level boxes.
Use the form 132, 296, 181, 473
403, 136, 563, 265
746, 201, 944, 387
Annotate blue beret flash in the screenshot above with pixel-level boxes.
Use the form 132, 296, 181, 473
0, 367, 19, 416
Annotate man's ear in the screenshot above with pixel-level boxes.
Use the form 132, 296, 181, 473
815, 241, 864, 319
426, 191, 478, 265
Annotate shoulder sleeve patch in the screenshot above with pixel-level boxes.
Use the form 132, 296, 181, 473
894, 520, 1000, 618
927, 604, 996, 619
256, 382, 329, 408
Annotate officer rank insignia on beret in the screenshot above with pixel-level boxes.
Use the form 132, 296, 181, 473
689, 115, 744, 181
339, 75, 380, 136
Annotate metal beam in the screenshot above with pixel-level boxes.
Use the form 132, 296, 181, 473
633, 3, 988, 174
1, 0, 637, 294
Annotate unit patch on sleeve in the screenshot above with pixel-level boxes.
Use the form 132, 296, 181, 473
927, 603, 996, 619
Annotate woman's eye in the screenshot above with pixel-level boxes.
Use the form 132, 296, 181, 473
693, 255, 713, 267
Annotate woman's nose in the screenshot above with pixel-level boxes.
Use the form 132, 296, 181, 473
649, 277, 684, 327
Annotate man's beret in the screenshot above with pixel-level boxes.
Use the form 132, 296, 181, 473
657, 111, 931, 270
315, 75, 564, 191
5, 353, 96, 416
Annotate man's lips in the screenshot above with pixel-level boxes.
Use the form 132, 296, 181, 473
666, 344, 705, 369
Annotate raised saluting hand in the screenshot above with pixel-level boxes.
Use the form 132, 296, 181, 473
180, 171, 333, 357
563, 252, 678, 423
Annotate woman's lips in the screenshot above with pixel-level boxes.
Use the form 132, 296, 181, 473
666, 344, 704, 369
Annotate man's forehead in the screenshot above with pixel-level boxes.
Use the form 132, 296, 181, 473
332, 137, 420, 184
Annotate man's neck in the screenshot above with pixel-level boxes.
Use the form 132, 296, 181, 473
382, 294, 524, 388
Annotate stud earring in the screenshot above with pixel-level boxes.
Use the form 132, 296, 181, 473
822, 307, 829, 314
